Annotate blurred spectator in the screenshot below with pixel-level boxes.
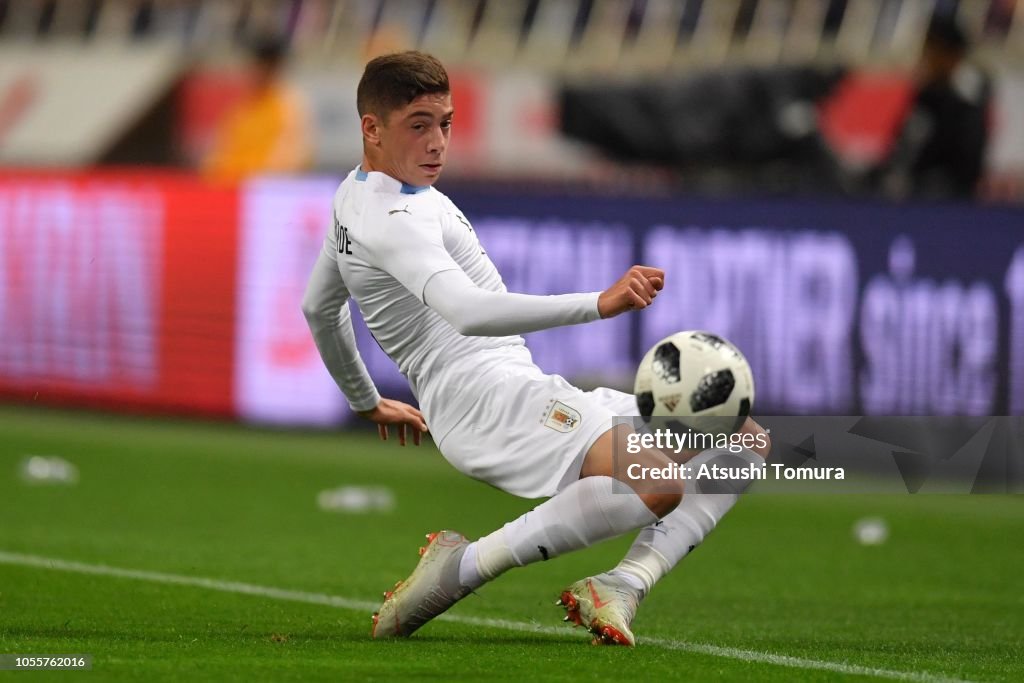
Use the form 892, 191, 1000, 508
985, 0, 1019, 37
876, 15, 992, 200
202, 34, 312, 182
559, 64, 844, 194
822, 0, 847, 36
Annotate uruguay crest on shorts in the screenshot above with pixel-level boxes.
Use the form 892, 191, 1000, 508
544, 401, 581, 433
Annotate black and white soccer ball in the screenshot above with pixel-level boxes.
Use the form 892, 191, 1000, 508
634, 330, 755, 436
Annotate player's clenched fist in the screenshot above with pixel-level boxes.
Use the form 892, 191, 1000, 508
597, 265, 665, 319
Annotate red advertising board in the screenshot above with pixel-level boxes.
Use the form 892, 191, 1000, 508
0, 171, 238, 416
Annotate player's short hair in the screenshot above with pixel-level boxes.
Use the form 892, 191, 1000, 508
357, 51, 450, 120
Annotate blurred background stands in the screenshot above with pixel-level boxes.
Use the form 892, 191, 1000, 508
0, 0, 1015, 70
0, 0, 1019, 72
0, 0, 1022, 201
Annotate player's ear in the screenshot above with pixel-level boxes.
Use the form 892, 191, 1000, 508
362, 113, 383, 147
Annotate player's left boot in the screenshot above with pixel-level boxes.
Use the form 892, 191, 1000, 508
371, 530, 472, 638
556, 572, 641, 646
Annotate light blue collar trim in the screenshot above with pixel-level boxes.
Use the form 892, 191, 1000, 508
354, 166, 429, 194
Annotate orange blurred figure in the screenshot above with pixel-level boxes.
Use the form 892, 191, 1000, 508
203, 35, 312, 182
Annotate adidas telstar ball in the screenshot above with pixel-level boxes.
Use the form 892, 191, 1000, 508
634, 330, 755, 435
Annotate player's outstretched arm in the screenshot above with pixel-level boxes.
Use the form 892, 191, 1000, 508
358, 398, 429, 446
421, 265, 664, 337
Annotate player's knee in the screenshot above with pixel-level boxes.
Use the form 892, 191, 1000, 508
581, 426, 683, 516
625, 440, 684, 517
638, 480, 684, 517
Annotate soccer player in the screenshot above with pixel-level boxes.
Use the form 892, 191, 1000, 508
302, 51, 770, 646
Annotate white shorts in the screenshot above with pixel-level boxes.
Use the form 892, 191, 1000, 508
436, 356, 638, 499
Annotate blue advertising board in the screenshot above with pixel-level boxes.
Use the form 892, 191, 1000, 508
419, 189, 1024, 416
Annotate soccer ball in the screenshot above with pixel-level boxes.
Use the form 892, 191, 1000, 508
634, 330, 755, 436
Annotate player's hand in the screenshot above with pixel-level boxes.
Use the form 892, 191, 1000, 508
357, 398, 428, 446
598, 265, 665, 318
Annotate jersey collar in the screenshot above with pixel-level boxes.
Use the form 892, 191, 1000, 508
355, 166, 429, 195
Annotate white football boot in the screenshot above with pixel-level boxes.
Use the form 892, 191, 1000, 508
557, 572, 641, 646
372, 530, 473, 638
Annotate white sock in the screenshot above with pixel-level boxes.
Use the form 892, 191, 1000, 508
458, 542, 480, 588
610, 448, 763, 597
463, 476, 659, 586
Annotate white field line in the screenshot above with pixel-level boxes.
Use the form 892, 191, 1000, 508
0, 550, 973, 683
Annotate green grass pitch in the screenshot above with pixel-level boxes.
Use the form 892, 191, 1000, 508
1, 405, 1022, 682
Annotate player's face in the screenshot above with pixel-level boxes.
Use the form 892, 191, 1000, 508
378, 92, 453, 187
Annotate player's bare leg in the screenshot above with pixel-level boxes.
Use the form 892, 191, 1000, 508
561, 418, 771, 645
372, 424, 680, 641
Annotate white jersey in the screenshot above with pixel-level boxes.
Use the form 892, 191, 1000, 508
328, 167, 529, 439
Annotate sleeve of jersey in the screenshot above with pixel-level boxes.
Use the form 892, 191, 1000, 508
367, 209, 462, 302
423, 268, 602, 336
301, 247, 381, 413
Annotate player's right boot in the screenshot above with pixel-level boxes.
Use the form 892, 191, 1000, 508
371, 530, 472, 638
557, 572, 641, 646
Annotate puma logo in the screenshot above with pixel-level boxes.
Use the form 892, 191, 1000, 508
388, 205, 411, 216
